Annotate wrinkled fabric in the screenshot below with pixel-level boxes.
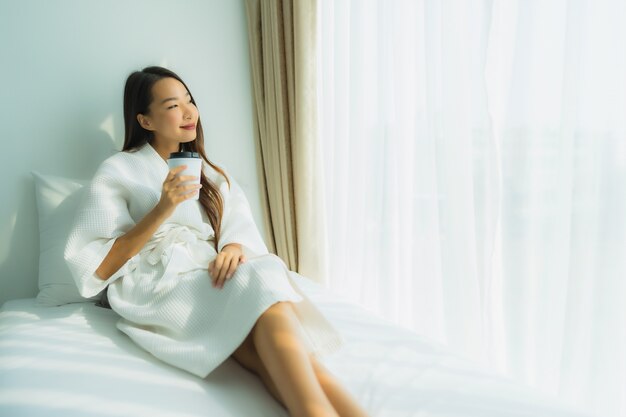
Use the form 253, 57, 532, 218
64, 143, 344, 377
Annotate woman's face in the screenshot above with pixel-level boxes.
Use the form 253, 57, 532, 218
138, 77, 199, 149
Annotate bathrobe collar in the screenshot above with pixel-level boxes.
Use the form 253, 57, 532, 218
139, 142, 170, 170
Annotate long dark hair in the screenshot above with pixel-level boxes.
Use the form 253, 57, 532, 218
122, 66, 230, 246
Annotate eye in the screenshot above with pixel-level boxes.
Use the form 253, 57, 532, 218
167, 104, 178, 110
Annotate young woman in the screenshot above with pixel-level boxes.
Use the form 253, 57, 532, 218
64, 66, 370, 417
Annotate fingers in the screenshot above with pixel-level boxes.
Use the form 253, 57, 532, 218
213, 255, 223, 278
214, 255, 229, 288
225, 256, 239, 280
209, 254, 242, 289
165, 166, 199, 186
209, 256, 224, 288
165, 165, 187, 182
208, 260, 222, 288
162, 166, 201, 204
171, 175, 199, 185
165, 183, 201, 201
166, 176, 200, 192
208, 260, 215, 279
180, 183, 203, 197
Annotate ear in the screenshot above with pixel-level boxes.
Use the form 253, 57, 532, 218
137, 114, 154, 131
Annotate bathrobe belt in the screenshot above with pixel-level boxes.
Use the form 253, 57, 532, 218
141, 224, 214, 293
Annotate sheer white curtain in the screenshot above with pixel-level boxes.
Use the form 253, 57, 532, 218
317, 1, 626, 416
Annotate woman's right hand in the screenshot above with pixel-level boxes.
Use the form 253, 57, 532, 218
156, 165, 202, 217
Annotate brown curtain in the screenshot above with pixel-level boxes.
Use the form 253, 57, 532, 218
245, 0, 328, 284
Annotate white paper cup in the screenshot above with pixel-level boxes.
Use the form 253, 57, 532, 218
167, 151, 202, 200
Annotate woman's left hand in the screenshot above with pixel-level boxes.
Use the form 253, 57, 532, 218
209, 244, 246, 289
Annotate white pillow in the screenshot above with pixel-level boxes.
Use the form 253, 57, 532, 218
32, 171, 100, 306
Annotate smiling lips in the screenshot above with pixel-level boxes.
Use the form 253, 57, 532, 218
181, 124, 196, 130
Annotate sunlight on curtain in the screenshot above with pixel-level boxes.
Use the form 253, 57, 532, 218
317, 1, 626, 416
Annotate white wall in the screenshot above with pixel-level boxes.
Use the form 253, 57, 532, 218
0, 0, 262, 305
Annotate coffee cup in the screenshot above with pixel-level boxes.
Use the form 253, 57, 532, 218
167, 151, 202, 201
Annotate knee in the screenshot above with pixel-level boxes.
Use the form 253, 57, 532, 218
260, 301, 294, 321
271, 300, 295, 314
252, 301, 295, 334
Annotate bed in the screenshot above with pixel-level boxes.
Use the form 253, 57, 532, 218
0, 172, 591, 416
0, 273, 590, 417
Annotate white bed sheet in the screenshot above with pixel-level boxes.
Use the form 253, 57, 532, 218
0, 273, 590, 417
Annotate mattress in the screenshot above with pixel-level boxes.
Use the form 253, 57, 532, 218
0, 273, 590, 417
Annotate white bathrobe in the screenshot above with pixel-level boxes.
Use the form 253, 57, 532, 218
64, 143, 344, 378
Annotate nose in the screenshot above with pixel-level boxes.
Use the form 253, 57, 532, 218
183, 104, 193, 120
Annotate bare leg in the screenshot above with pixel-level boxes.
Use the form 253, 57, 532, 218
234, 339, 370, 417
232, 303, 370, 417
231, 330, 286, 406
310, 355, 370, 417
252, 301, 339, 417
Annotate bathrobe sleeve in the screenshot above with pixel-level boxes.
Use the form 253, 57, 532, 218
216, 172, 269, 259
64, 166, 140, 298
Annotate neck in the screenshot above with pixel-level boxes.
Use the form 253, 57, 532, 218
150, 140, 179, 161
